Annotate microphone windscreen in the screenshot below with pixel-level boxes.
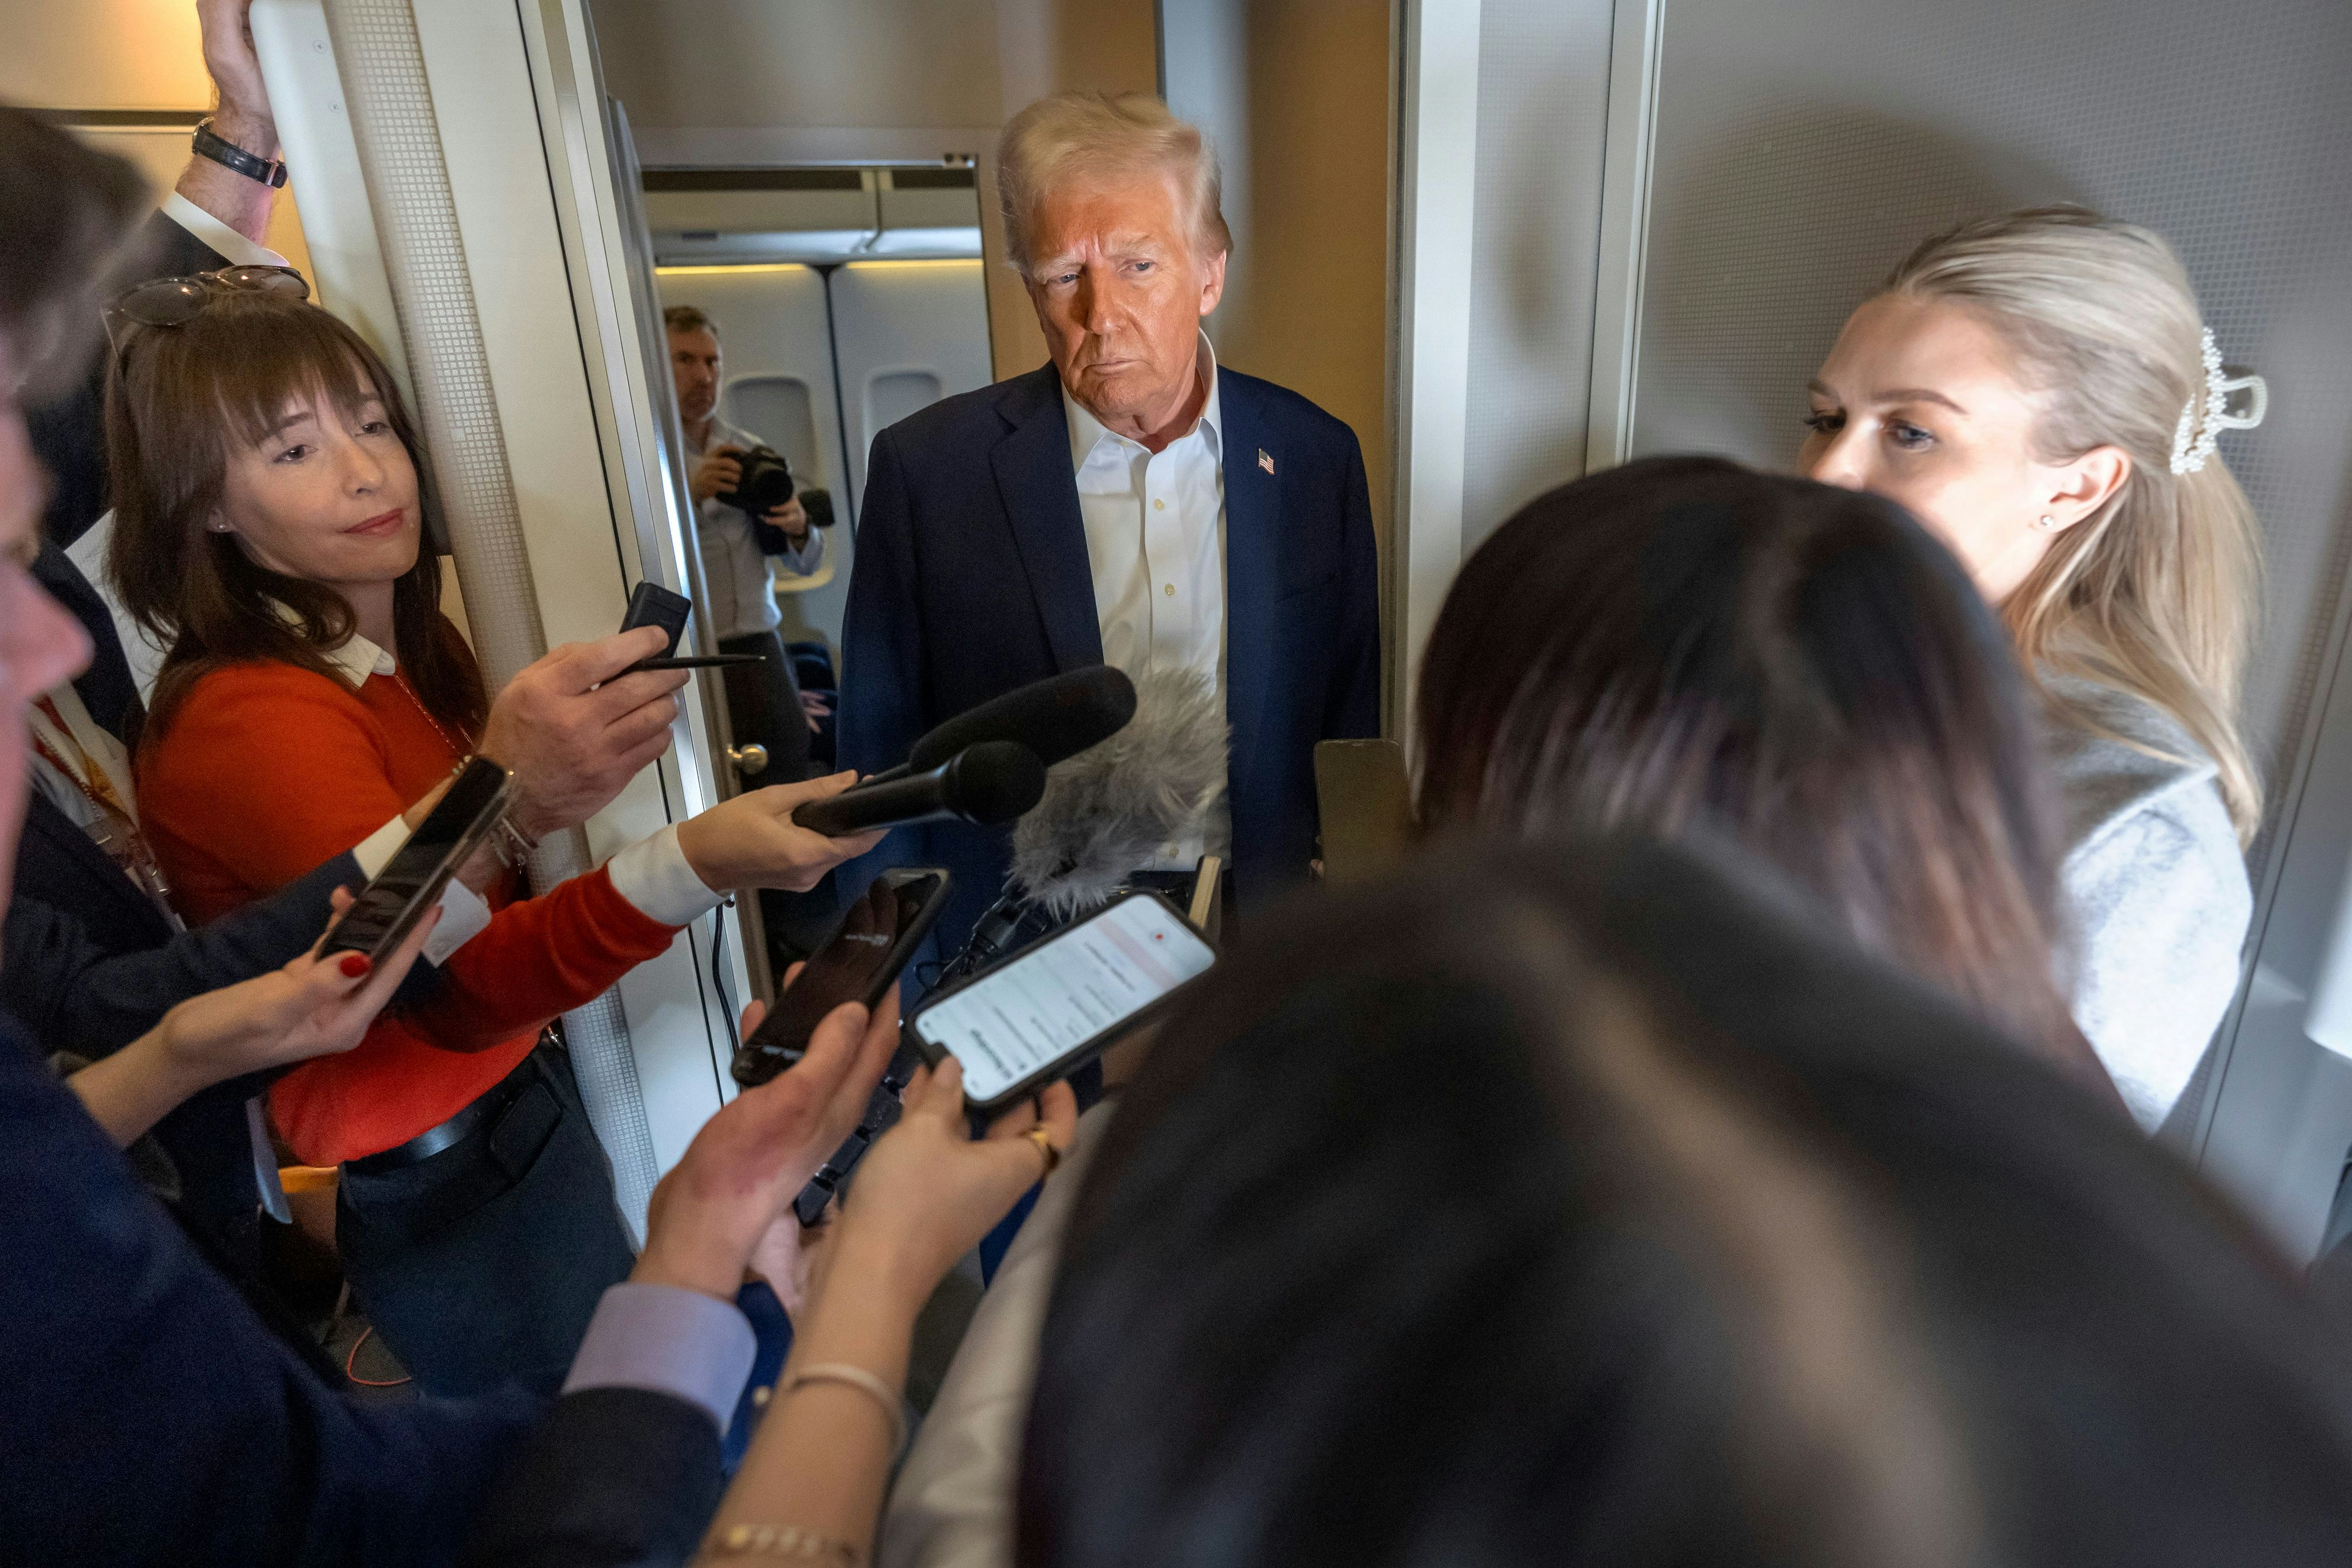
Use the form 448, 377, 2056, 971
1010, 666, 1229, 916
950, 740, 1048, 825
908, 666, 1137, 773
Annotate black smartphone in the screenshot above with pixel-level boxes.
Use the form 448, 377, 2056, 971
620, 580, 693, 658
730, 868, 953, 1088
628, 654, 766, 672
321, 757, 512, 965
905, 889, 1217, 1117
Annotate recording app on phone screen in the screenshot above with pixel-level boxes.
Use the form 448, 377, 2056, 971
912, 894, 1215, 1103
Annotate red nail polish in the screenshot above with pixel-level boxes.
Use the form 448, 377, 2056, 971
339, 953, 372, 979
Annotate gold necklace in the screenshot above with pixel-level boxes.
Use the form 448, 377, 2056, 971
386, 666, 471, 763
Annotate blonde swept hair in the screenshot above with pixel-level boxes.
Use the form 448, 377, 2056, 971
996, 91, 1232, 276
1883, 206, 2264, 844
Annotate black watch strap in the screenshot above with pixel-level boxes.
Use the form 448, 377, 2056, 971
192, 118, 288, 189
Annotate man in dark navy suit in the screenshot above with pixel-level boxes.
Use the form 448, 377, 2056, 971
840, 90, 1380, 956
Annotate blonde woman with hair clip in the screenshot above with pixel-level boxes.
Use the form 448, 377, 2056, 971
1801, 205, 2270, 1131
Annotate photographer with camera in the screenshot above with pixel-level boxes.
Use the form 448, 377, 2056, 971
667, 305, 832, 785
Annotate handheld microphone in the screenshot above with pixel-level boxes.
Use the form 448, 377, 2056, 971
866, 667, 1139, 786
792, 741, 1046, 837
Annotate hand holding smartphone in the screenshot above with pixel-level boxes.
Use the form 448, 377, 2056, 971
321, 758, 512, 965
905, 890, 1217, 1117
731, 869, 953, 1087
735, 869, 952, 1228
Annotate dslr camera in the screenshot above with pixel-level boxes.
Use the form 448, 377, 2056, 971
716, 444, 797, 516
717, 443, 836, 529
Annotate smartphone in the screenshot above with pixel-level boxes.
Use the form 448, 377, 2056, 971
620, 580, 693, 658
905, 889, 1218, 1117
730, 868, 953, 1088
321, 757, 512, 964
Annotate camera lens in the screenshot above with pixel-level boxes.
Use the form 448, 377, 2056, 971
719, 445, 796, 514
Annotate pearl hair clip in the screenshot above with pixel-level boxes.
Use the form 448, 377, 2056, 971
2170, 327, 2268, 476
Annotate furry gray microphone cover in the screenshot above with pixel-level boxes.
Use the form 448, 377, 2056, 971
1009, 665, 1230, 916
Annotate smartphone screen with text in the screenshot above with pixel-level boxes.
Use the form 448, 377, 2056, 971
908, 892, 1216, 1112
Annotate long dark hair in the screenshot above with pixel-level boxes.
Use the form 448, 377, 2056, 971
1020, 839, 2352, 1568
103, 289, 484, 742
1416, 456, 2081, 1066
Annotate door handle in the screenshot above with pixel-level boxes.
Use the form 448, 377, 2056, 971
728, 743, 769, 778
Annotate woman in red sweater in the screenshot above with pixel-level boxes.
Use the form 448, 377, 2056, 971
104, 276, 879, 1394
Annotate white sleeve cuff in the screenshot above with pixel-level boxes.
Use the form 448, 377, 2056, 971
607, 823, 725, 927
349, 815, 412, 881
348, 815, 493, 964
423, 878, 493, 965
160, 192, 292, 269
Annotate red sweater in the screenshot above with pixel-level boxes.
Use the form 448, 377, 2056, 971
137, 648, 678, 1166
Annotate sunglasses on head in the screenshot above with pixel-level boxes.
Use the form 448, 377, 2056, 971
103, 265, 312, 358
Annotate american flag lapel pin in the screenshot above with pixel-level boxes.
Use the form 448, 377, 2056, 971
1257, 448, 1275, 475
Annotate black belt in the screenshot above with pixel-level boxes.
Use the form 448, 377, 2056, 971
345, 1040, 548, 1175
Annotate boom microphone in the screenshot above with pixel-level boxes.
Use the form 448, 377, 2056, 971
792, 741, 1045, 837
899, 666, 1139, 776
1009, 665, 1229, 918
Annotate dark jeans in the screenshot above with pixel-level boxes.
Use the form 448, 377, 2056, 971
336, 1043, 635, 1397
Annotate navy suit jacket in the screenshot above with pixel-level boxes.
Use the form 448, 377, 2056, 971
462, 1387, 722, 1567
839, 362, 1380, 954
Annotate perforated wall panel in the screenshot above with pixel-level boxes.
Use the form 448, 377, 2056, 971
324, 0, 663, 1221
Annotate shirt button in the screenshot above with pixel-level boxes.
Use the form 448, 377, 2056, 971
1153, 498, 1166, 511
1164, 583, 1175, 596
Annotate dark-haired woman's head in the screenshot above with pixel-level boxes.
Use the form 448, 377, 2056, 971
104, 285, 481, 739
1019, 839, 2352, 1568
1416, 456, 2073, 1057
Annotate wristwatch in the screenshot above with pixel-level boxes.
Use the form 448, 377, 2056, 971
192, 117, 288, 189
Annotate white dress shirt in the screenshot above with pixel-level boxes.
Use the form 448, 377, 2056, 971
690, 416, 826, 642
1065, 332, 1230, 869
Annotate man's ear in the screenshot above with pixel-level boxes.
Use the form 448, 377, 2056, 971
2045, 444, 2132, 529
1196, 248, 1229, 318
